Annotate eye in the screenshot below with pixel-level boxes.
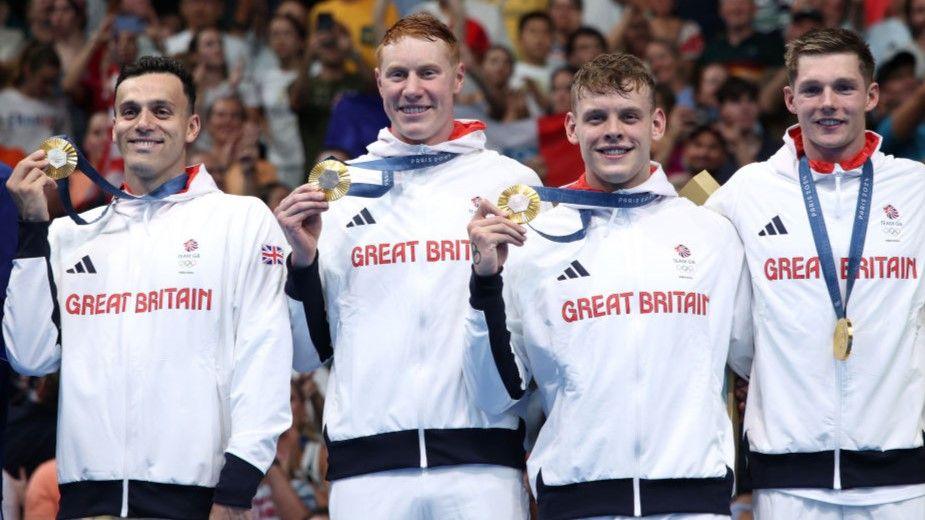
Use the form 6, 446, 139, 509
800, 85, 821, 96
622, 113, 640, 123
121, 107, 137, 118
156, 107, 172, 117
420, 68, 438, 79
389, 70, 407, 79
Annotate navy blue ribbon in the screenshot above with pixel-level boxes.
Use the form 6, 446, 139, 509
798, 156, 873, 321
54, 135, 189, 225
528, 187, 659, 243
344, 151, 458, 198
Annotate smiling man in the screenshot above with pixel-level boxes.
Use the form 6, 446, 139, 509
3, 56, 293, 519
463, 53, 747, 519
707, 28, 925, 518
275, 13, 539, 520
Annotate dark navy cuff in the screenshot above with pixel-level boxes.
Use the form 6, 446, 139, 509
469, 268, 504, 310
213, 453, 264, 508
285, 252, 320, 301
16, 220, 50, 258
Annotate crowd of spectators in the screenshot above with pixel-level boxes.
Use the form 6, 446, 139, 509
2, 0, 925, 518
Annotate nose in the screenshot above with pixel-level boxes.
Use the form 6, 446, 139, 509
820, 87, 836, 111
403, 72, 423, 98
603, 117, 623, 141
135, 108, 156, 133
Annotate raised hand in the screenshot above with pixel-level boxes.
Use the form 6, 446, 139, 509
466, 198, 527, 277
274, 185, 329, 267
7, 149, 56, 222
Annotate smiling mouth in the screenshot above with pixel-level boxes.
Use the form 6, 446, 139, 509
398, 105, 431, 115
597, 145, 633, 158
815, 118, 846, 128
127, 138, 164, 151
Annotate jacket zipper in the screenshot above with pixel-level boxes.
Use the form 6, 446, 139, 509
832, 166, 844, 489
623, 210, 643, 517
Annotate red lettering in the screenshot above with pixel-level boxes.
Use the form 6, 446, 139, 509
765, 259, 778, 280
562, 300, 577, 323
639, 292, 652, 314
135, 292, 147, 313
351, 246, 363, 267
577, 298, 592, 320
426, 240, 440, 262
591, 294, 604, 317
65, 294, 80, 315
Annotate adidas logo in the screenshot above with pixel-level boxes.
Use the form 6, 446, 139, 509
66, 255, 97, 274
346, 208, 376, 228
758, 216, 788, 236
557, 260, 590, 281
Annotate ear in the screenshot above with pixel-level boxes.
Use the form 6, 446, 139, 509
454, 61, 465, 95
185, 113, 201, 144
651, 107, 666, 141
783, 85, 797, 115
865, 81, 880, 113
375, 67, 383, 95
111, 116, 117, 144
565, 111, 578, 145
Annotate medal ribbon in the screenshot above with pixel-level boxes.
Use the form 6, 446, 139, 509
798, 156, 873, 321
528, 187, 659, 243
345, 151, 458, 197
53, 135, 189, 225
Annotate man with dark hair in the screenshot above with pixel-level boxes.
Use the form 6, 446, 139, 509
681, 124, 737, 183
708, 27, 925, 518
4, 55, 293, 518
512, 11, 555, 96
464, 52, 746, 518
700, 0, 785, 82
715, 76, 777, 167
565, 26, 606, 68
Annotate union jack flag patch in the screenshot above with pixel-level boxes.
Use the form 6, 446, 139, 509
261, 244, 284, 265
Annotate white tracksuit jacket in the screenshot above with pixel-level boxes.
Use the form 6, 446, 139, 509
464, 166, 747, 519
3, 166, 293, 519
286, 122, 541, 480
706, 127, 925, 500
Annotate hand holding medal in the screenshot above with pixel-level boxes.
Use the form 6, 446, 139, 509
467, 197, 528, 276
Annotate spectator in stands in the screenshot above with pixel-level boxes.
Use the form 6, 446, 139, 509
0, 43, 71, 158
646, 38, 695, 108
565, 26, 607, 69
188, 27, 260, 120
701, 0, 785, 82
608, 4, 653, 57
715, 76, 777, 167
511, 11, 556, 100
647, 0, 705, 60
290, 20, 371, 170
320, 0, 400, 69
49, 0, 87, 75
548, 0, 583, 64
875, 50, 925, 160
26, 0, 55, 45
164, 0, 250, 70
203, 96, 279, 196
0, 0, 26, 63
692, 61, 728, 125
679, 124, 738, 184
256, 14, 308, 187
537, 65, 583, 186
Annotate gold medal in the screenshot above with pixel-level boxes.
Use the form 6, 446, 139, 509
498, 184, 541, 224
833, 317, 853, 360
307, 159, 351, 201
40, 137, 78, 180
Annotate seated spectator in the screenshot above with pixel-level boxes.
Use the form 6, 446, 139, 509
700, 0, 785, 83
548, 0, 583, 64
290, 20, 371, 169
164, 0, 250, 71
714, 76, 777, 168
691, 61, 728, 125
565, 26, 607, 69
608, 4, 653, 58
511, 11, 557, 110
461, 45, 517, 121
49, 0, 87, 76
678, 124, 738, 186
318, 0, 400, 69
256, 13, 309, 187
26, 0, 55, 45
875, 50, 925, 160
0, 43, 71, 157
188, 27, 260, 120
538, 66, 583, 186
646, 38, 695, 108
647, 0, 705, 60
201, 96, 278, 196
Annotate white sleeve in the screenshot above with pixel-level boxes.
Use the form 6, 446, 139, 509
3, 222, 62, 376
728, 261, 754, 379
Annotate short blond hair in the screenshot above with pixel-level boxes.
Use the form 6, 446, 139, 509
785, 28, 875, 85
571, 53, 656, 110
376, 13, 460, 65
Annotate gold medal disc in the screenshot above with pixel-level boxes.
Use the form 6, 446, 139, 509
308, 160, 351, 201
833, 317, 853, 360
40, 137, 78, 180
498, 184, 541, 224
